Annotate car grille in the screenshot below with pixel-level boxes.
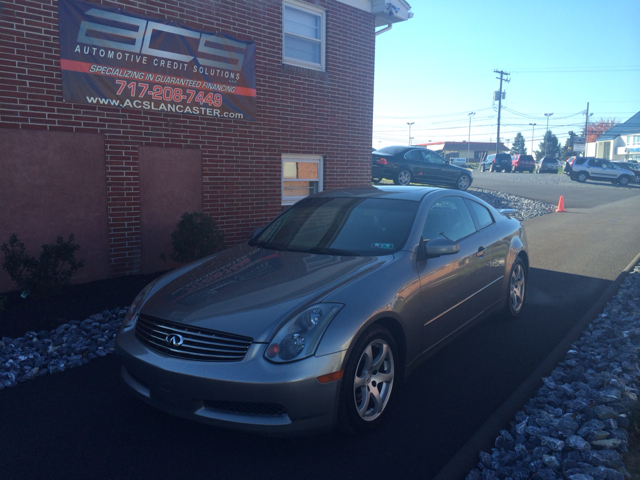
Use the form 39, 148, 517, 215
204, 400, 288, 417
135, 314, 253, 362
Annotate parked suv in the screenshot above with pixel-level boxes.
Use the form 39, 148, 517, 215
536, 156, 559, 174
480, 153, 511, 172
570, 157, 635, 186
511, 154, 535, 173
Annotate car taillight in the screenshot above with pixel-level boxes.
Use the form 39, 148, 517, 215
375, 158, 388, 165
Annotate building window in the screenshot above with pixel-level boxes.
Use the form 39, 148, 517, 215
634, 135, 640, 145
282, 154, 323, 205
283, 1, 325, 71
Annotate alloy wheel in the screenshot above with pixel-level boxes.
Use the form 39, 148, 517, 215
353, 339, 395, 422
510, 262, 525, 314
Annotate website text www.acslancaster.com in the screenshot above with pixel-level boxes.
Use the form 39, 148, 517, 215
85, 95, 244, 118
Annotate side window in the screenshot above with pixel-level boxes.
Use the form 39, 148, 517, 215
422, 197, 476, 242
282, 154, 323, 205
464, 199, 494, 230
425, 151, 446, 164
282, 1, 325, 71
405, 150, 423, 162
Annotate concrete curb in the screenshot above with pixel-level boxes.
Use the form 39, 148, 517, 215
433, 251, 640, 480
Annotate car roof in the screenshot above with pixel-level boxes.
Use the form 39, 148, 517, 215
312, 185, 440, 202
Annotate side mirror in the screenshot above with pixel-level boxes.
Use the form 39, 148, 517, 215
419, 237, 460, 259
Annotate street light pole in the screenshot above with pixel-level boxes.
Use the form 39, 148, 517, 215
407, 122, 414, 146
467, 112, 475, 160
529, 123, 536, 154
544, 113, 553, 156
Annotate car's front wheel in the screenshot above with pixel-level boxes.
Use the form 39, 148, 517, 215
619, 176, 630, 186
505, 257, 526, 318
394, 169, 412, 186
576, 172, 588, 183
338, 325, 399, 434
456, 174, 471, 190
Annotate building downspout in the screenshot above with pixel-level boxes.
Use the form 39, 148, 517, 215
375, 24, 392, 36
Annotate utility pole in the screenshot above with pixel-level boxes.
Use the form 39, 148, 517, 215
407, 122, 414, 146
467, 112, 475, 160
544, 113, 553, 156
529, 123, 536, 154
584, 102, 590, 143
494, 69, 510, 156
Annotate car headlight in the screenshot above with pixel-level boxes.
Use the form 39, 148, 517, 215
265, 303, 343, 363
122, 279, 158, 328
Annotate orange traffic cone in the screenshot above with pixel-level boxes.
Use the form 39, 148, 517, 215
556, 196, 566, 212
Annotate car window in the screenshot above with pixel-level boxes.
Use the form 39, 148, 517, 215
424, 151, 447, 164
575, 157, 587, 165
404, 149, 424, 162
422, 197, 476, 242
464, 199, 494, 230
588, 159, 601, 167
254, 197, 419, 255
602, 160, 613, 169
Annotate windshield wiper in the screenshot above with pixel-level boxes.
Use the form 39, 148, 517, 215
307, 247, 358, 256
248, 240, 288, 251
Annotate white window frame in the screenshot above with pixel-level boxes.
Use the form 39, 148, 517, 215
282, 0, 326, 71
281, 154, 323, 206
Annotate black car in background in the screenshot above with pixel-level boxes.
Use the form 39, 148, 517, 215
612, 161, 640, 183
371, 146, 473, 190
480, 153, 512, 172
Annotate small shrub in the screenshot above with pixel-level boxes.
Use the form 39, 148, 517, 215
169, 212, 225, 263
1, 233, 85, 298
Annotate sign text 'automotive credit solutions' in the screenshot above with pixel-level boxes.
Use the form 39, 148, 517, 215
58, 0, 256, 120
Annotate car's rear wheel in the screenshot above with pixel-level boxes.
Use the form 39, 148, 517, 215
456, 174, 471, 190
505, 257, 526, 318
619, 176, 630, 186
394, 169, 412, 186
576, 172, 588, 183
338, 325, 398, 434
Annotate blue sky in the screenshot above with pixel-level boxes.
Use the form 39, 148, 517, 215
372, 0, 640, 150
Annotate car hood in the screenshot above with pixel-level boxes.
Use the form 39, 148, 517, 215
139, 243, 389, 342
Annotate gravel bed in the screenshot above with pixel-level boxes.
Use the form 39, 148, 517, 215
469, 189, 558, 221
466, 265, 640, 480
0, 308, 126, 389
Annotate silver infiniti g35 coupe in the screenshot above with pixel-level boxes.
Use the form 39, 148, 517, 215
115, 186, 528, 435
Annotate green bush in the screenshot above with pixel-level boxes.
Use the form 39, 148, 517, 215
169, 212, 225, 263
1, 233, 85, 298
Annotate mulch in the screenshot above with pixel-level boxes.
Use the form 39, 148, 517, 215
0, 272, 166, 339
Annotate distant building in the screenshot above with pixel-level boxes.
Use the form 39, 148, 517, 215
595, 111, 640, 161
416, 141, 510, 161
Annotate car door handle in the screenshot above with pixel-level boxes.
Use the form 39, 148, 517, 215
476, 246, 485, 257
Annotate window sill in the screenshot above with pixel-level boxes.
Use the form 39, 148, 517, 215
282, 63, 327, 79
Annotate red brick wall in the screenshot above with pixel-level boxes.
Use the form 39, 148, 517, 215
0, 0, 375, 279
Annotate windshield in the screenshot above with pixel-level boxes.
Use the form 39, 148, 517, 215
250, 197, 418, 256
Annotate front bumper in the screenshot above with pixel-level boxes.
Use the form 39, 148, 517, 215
115, 325, 346, 436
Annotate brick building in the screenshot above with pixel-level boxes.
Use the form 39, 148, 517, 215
0, 0, 412, 292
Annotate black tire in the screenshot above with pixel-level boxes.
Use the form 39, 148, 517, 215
619, 176, 630, 186
576, 172, 588, 183
394, 169, 412, 186
338, 325, 399, 434
456, 174, 471, 190
570, 173, 577, 181
504, 257, 526, 318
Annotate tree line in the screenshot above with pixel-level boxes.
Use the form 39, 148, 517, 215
509, 118, 617, 161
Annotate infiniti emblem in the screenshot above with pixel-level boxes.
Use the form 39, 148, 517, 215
166, 334, 184, 347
